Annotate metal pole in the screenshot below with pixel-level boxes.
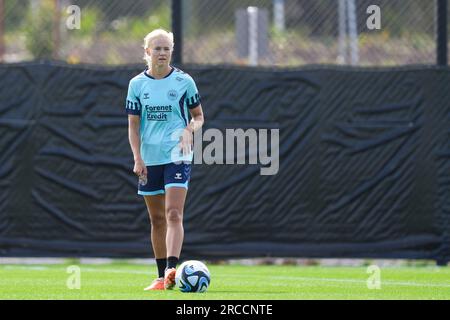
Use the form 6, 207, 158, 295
172, 0, 183, 65
337, 0, 347, 64
347, 0, 359, 65
436, 0, 448, 66
247, 6, 258, 66
273, 0, 285, 32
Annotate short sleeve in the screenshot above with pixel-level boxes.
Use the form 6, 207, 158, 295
186, 78, 201, 109
125, 81, 142, 116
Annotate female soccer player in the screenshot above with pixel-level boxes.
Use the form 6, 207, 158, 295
125, 29, 204, 290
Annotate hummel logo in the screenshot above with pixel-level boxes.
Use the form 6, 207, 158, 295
143, 93, 150, 99
174, 173, 182, 180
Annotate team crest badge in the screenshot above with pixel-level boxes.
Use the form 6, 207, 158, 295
167, 90, 178, 101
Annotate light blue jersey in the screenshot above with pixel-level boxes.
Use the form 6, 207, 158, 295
125, 67, 201, 166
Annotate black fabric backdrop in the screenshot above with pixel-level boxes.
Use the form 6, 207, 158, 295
0, 62, 448, 263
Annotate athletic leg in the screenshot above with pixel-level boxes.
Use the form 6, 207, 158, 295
163, 187, 187, 289
165, 187, 187, 259
144, 194, 167, 263
142, 194, 167, 291
138, 165, 166, 290
163, 162, 191, 289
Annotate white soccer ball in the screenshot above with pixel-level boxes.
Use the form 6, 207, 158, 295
175, 260, 211, 293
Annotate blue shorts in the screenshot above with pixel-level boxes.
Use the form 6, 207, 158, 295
137, 162, 191, 196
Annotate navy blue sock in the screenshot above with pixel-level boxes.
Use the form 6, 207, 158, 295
167, 256, 179, 269
156, 258, 167, 278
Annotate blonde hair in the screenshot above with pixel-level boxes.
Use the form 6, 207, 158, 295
143, 29, 174, 66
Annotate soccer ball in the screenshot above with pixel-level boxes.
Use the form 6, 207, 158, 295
175, 260, 211, 293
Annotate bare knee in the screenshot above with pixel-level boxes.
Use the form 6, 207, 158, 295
150, 213, 166, 228
166, 208, 183, 224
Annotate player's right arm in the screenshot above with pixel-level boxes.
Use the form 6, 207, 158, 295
126, 79, 147, 177
128, 115, 147, 176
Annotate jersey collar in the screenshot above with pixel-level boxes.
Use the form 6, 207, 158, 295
144, 66, 174, 80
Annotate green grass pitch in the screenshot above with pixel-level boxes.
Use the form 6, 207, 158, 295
1, 262, 449, 300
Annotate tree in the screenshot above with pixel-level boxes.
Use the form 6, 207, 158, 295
24, 0, 54, 60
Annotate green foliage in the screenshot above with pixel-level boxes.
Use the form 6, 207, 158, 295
110, 5, 170, 41
4, 0, 29, 32
73, 0, 165, 22
24, 0, 54, 60
71, 7, 103, 39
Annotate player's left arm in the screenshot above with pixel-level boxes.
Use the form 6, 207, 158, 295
180, 105, 204, 155
188, 104, 204, 133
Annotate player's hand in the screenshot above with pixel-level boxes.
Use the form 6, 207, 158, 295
133, 158, 147, 177
179, 128, 193, 156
